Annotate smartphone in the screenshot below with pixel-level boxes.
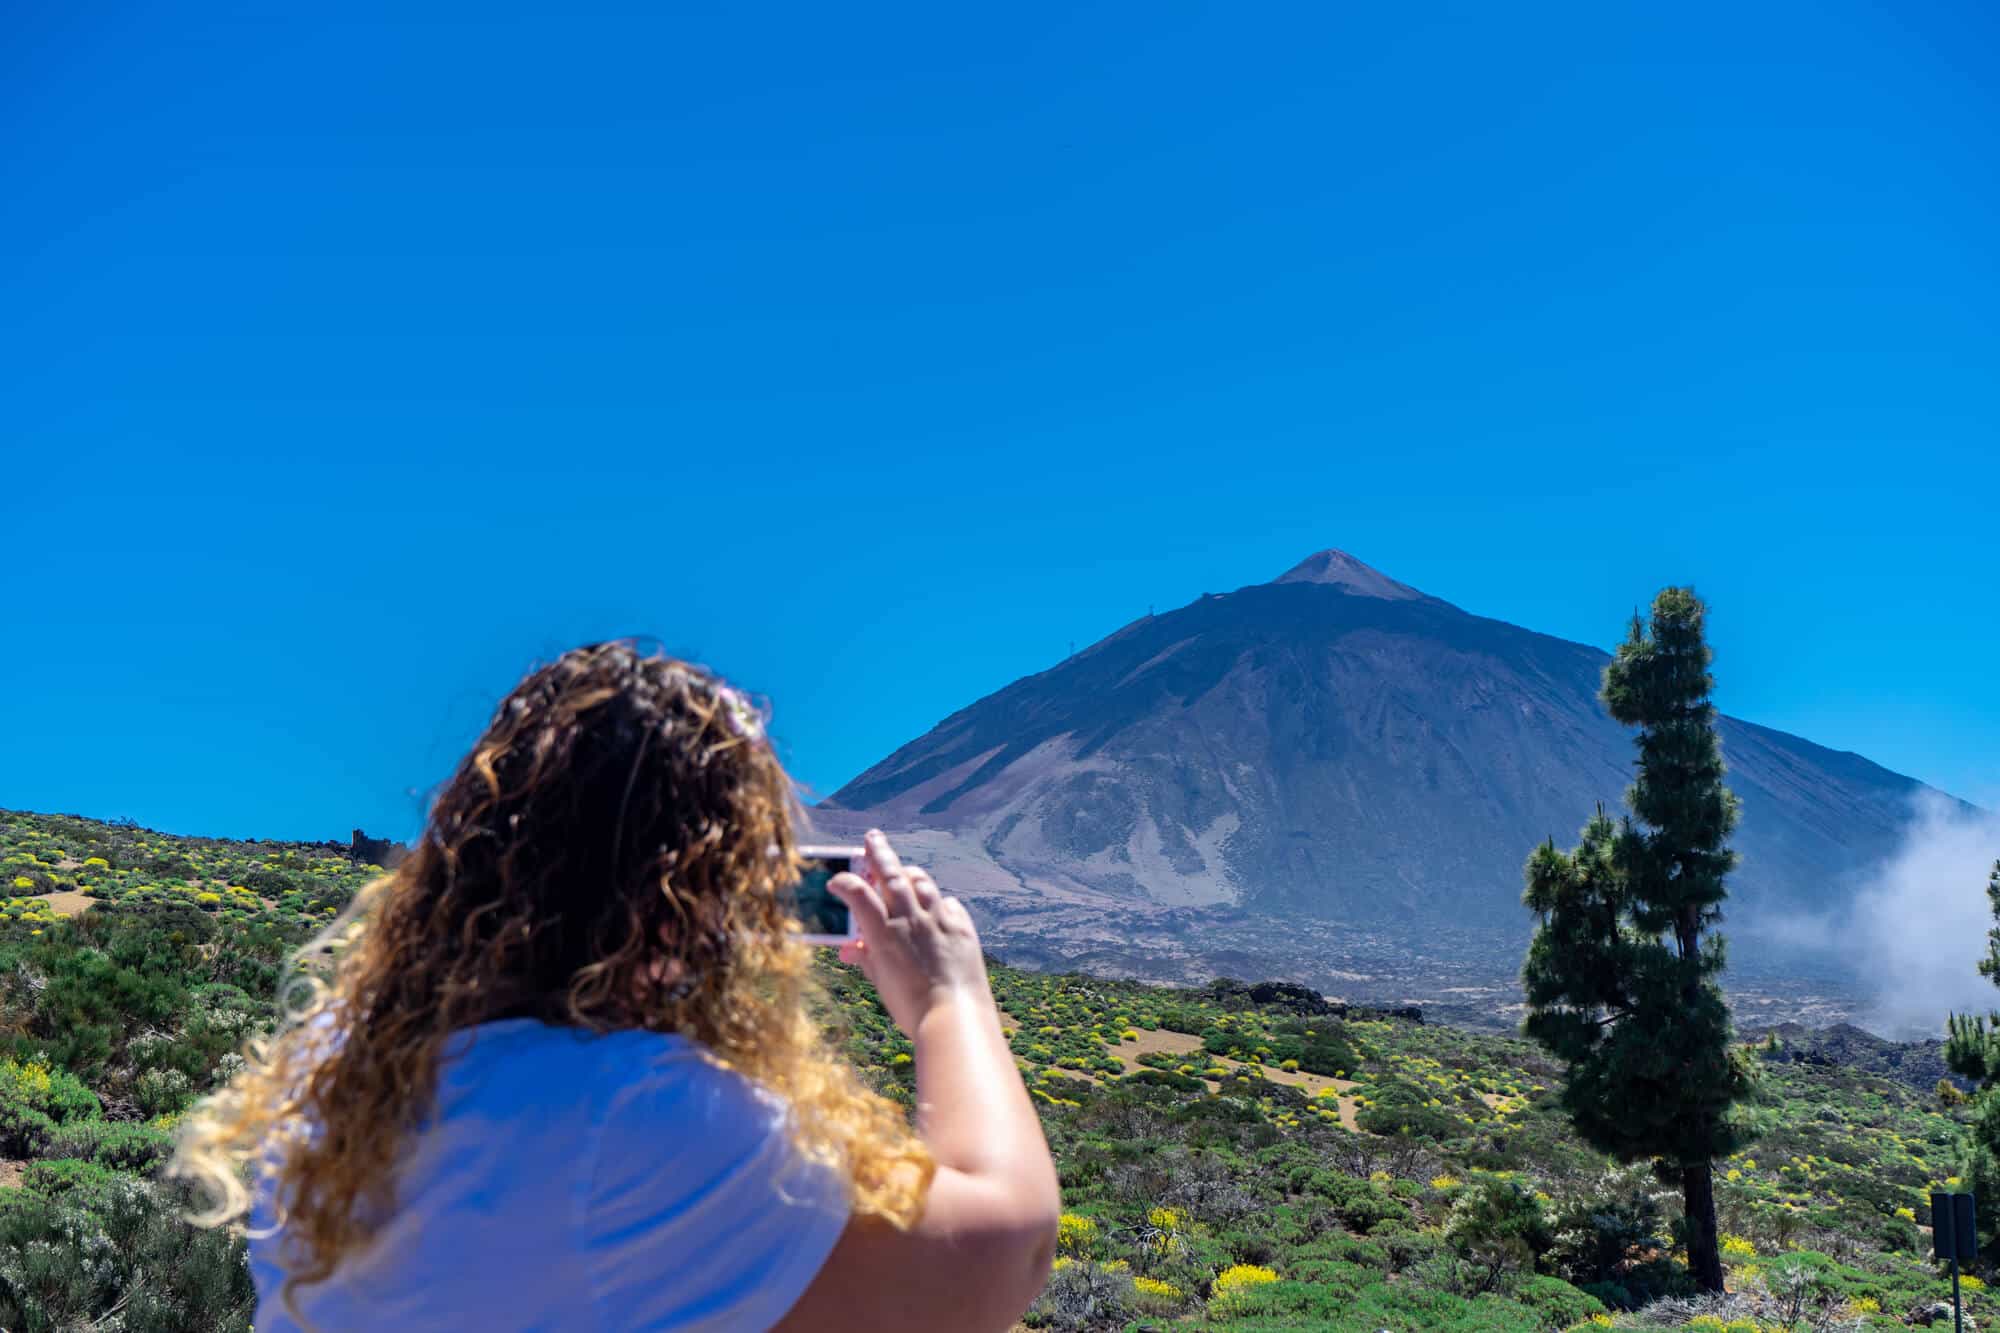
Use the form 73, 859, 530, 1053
792, 844, 862, 946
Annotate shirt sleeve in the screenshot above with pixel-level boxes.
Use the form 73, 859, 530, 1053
579, 1040, 850, 1332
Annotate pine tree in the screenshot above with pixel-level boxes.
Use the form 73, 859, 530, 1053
1942, 859, 2000, 1255
1946, 861, 2000, 1088
1976, 860, 2000, 987
1520, 587, 1753, 1294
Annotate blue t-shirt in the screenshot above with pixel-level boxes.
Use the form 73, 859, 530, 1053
249, 1019, 849, 1331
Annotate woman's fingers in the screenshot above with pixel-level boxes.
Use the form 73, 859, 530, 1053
827, 871, 889, 937
908, 865, 942, 909
864, 828, 907, 883
865, 829, 919, 918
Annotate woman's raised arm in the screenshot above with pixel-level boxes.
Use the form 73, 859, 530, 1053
773, 830, 1059, 1333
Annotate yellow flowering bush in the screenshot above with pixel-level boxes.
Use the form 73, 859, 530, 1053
1211, 1263, 1279, 1300
1962, 1273, 1986, 1292
1, 1058, 55, 1102
1720, 1232, 1757, 1260
1056, 1212, 1097, 1255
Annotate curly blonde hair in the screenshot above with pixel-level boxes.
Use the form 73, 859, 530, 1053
173, 641, 933, 1305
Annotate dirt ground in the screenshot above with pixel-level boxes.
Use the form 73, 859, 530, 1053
1111, 1028, 1363, 1129
39, 889, 94, 917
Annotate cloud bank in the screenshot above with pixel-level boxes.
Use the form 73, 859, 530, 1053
1848, 793, 2000, 1038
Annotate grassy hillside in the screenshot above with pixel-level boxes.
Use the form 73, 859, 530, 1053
0, 808, 1986, 1331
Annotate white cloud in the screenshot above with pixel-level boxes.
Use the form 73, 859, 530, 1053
1848, 793, 2000, 1039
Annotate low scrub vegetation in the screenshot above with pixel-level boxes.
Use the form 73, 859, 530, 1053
0, 809, 1988, 1330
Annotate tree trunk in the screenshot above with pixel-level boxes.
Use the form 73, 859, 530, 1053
1674, 902, 1726, 1292
1682, 1159, 1725, 1293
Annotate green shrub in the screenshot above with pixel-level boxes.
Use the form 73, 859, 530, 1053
1297, 1232, 1389, 1269
1546, 1168, 1664, 1295
18, 1157, 119, 1199
1507, 1273, 1604, 1326
1261, 1281, 1549, 1332
1367, 1220, 1441, 1272
40, 1118, 174, 1172
1205, 1277, 1359, 1323
0, 1100, 57, 1157
1125, 1068, 1206, 1094
136, 1067, 194, 1117
1442, 1176, 1553, 1288
1577, 1278, 1631, 1311
0, 1178, 254, 1332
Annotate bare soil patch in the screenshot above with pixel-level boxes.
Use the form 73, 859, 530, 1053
38, 890, 94, 917
1111, 1028, 1362, 1129
1123, 1029, 1205, 1062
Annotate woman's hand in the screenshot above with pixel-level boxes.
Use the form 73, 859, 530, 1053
784, 827, 1059, 1333
827, 829, 992, 1038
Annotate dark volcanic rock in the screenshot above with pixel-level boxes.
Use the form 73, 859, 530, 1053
1197, 977, 1423, 1025
348, 828, 409, 868
1746, 1021, 1966, 1094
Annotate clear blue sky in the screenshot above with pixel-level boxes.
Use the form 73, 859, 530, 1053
4, 0, 1994, 842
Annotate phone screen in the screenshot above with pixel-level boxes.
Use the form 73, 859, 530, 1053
791, 849, 855, 939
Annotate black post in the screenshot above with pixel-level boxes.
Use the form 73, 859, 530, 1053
1934, 1190, 1978, 1333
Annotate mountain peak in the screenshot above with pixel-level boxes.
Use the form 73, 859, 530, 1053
1273, 549, 1427, 601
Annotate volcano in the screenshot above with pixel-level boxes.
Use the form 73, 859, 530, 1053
814, 550, 1958, 1006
